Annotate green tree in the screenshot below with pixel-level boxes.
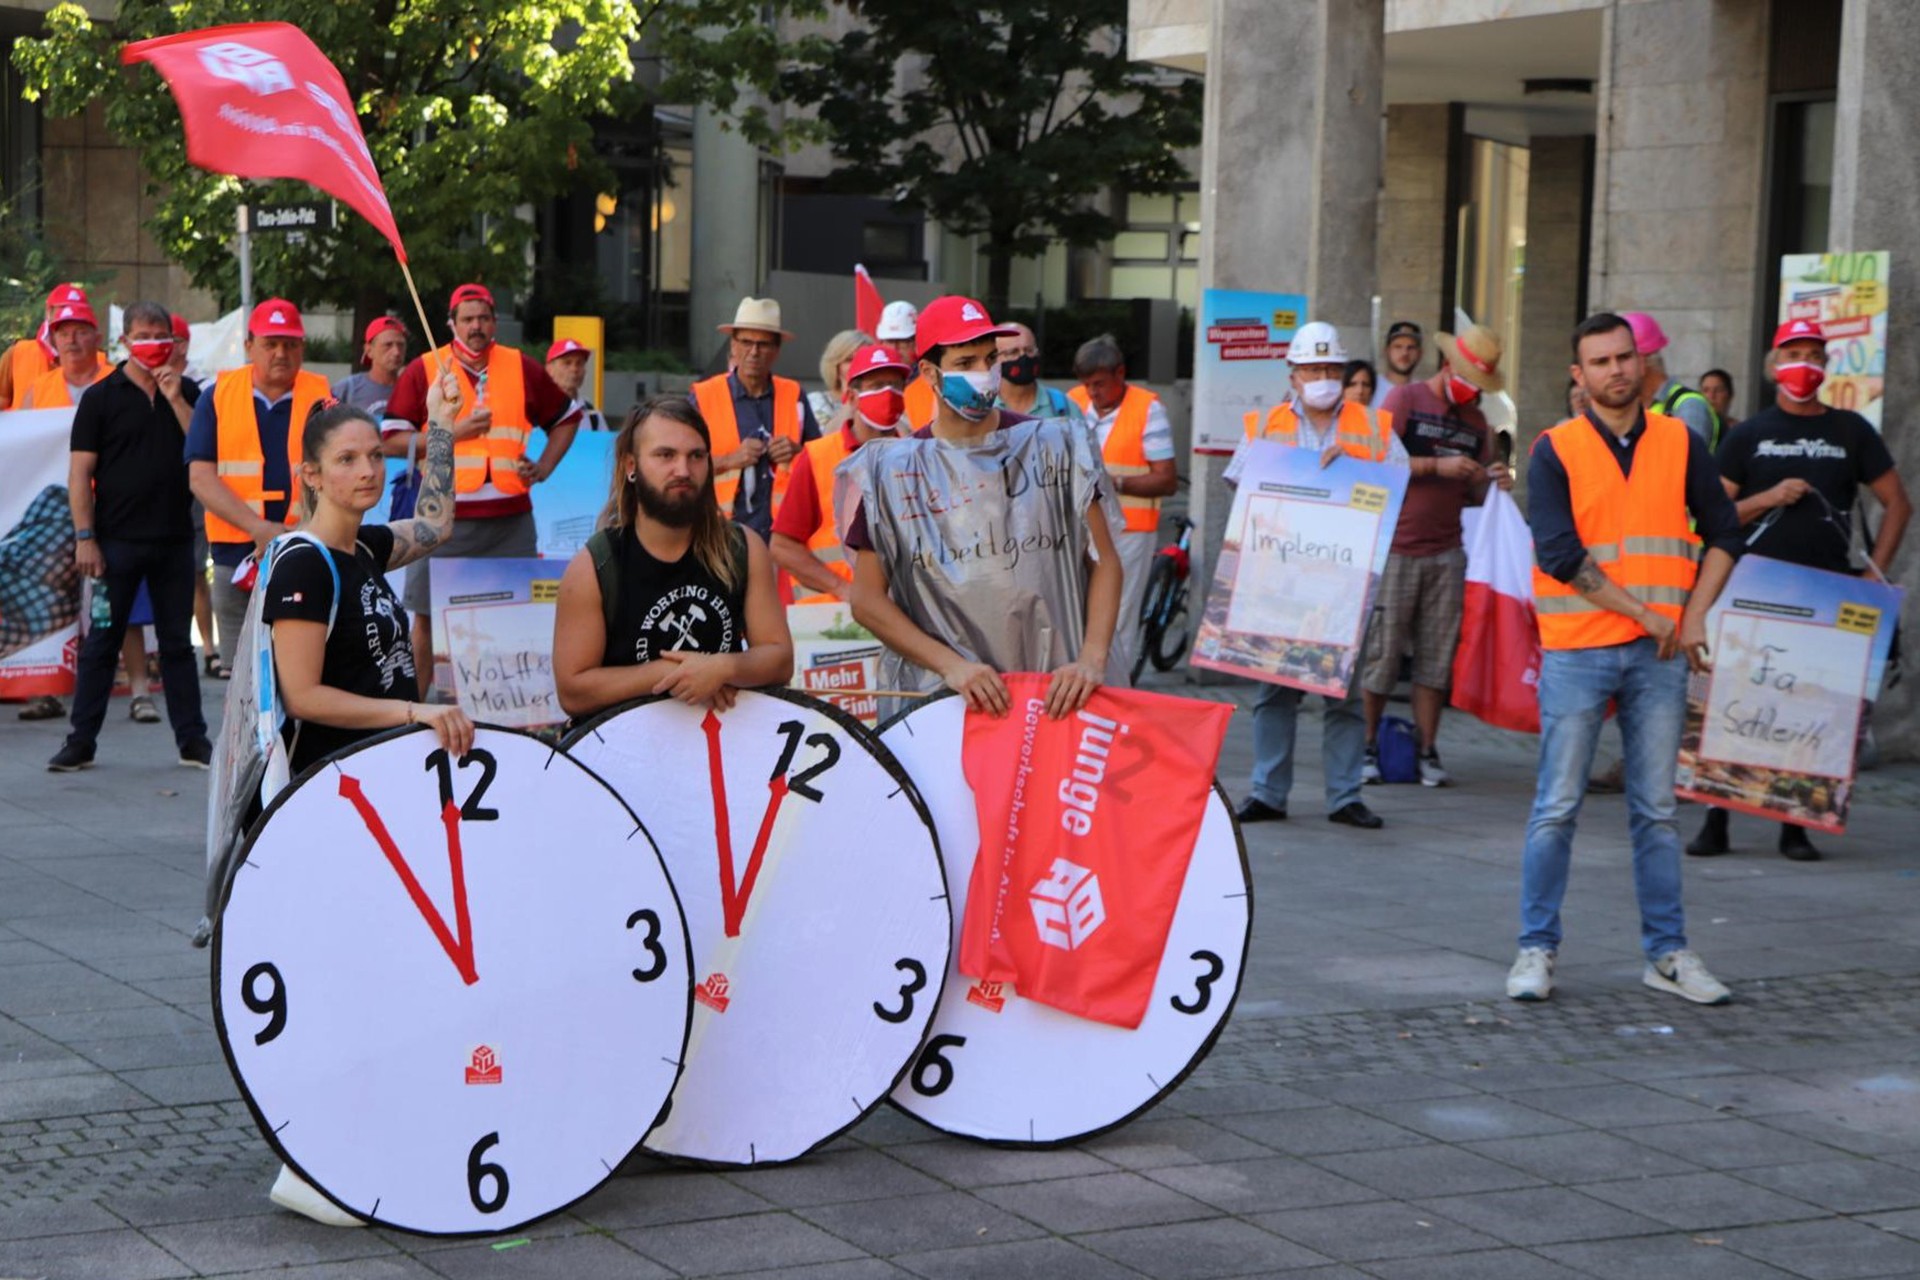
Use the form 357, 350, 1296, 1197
0, 185, 103, 342
653, 0, 1202, 310
13, 0, 644, 326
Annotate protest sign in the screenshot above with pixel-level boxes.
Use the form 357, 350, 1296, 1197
0, 407, 81, 696
1192, 289, 1307, 454
429, 558, 563, 727
1190, 441, 1408, 696
1676, 554, 1902, 833
787, 601, 886, 723
534, 429, 613, 558
1780, 251, 1891, 429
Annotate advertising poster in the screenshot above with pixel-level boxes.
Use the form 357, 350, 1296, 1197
429, 557, 564, 728
534, 429, 615, 558
1676, 554, 1902, 834
0, 407, 82, 696
786, 601, 885, 724
1190, 441, 1408, 696
1779, 251, 1890, 430
1192, 289, 1308, 454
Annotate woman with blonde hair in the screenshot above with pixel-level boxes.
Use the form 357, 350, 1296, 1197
808, 328, 873, 426
553, 395, 792, 717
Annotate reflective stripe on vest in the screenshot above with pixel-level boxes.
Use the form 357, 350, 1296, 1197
204, 368, 329, 544
693, 373, 804, 515
433, 344, 530, 497
1073, 384, 1163, 533
1244, 400, 1393, 461
1530, 413, 1701, 650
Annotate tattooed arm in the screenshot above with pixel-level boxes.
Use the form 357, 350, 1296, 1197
1567, 553, 1683, 661
385, 369, 459, 570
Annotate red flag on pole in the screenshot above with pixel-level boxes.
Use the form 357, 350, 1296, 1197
854, 264, 884, 336
122, 23, 406, 261
959, 678, 1232, 1028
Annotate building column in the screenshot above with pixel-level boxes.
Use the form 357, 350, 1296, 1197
1830, 0, 1920, 756
689, 105, 763, 371
1377, 104, 1452, 349
1512, 136, 1589, 462
1586, 0, 1769, 394
1188, 0, 1386, 634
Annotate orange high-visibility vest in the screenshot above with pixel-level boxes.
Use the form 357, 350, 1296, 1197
791, 427, 858, 605
22, 362, 106, 409
1071, 383, 1163, 534
7, 342, 105, 409
203, 368, 330, 544
692, 373, 804, 514
1531, 413, 1701, 651
432, 344, 530, 497
903, 378, 937, 431
1244, 400, 1394, 461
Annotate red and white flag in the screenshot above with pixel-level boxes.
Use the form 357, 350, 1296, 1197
122, 23, 406, 259
1450, 486, 1541, 734
959, 678, 1232, 1029
854, 264, 884, 337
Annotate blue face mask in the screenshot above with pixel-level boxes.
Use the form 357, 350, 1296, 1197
938, 367, 1001, 421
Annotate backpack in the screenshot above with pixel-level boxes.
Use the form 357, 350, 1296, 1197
584, 522, 750, 640
1377, 716, 1421, 784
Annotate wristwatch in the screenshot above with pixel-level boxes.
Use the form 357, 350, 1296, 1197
74, 530, 95, 542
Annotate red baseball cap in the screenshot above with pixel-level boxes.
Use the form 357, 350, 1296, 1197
46, 283, 89, 311
47, 300, 98, 331
449, 283, 495, 314
914, 295, 1017, 359
248, 299, 305, 339
848, 342, 911, 380
1772, 317, 1827, 349
170, 314, 191, 342
363, 315, 406, 346
546, 338, 590, 362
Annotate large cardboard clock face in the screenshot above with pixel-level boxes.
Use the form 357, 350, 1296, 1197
879, 695, 1251, 1145
564, 690, 950, 1166
215, 726, 693, 1235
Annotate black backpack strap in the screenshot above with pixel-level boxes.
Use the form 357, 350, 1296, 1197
586, 528, 620, 641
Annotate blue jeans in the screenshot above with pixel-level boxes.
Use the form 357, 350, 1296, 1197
67, 538, 207, 752
1248, 675, 1367, 815
1519, 638, 1688, 960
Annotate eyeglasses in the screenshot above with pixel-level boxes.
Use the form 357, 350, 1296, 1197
732, 337, 779, 353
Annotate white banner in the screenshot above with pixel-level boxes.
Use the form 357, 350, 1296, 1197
0, 407, 81, 696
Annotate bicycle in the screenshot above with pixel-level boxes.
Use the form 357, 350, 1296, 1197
1130, 516, 1196, 685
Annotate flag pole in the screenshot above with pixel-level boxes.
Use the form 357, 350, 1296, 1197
396, 256, 447, 381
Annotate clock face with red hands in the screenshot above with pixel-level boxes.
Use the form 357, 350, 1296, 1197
879, 694, 1252, 1145
563, 689, 951, 1166
214, 726, 693, 1235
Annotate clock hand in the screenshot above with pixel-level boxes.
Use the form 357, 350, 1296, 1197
726, 774, 789, 938
702, 710, 740, 928
338, 774, 479, 985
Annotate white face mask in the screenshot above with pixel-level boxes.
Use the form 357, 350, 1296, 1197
1301, 378, 1344, 411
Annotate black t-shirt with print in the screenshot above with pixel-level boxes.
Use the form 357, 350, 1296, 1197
605, 525, 748, 666
1716, 406, 1895, 574
262, 526, 417, 772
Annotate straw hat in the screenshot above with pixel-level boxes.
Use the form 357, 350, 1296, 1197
717, 297, 794, 341
1435, 325, 1505, 393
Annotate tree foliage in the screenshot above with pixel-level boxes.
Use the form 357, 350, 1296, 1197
653, 0, 1202, 308
13, 0, 645, 321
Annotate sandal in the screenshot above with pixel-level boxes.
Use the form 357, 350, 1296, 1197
17, 695, 65, 721
203, 653, 220, 678
213, 660, 232, 680
130, 695, 161, 724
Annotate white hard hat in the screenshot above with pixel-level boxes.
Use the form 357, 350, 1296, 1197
1286, 321, 1349, 366
876, 300, 918, 341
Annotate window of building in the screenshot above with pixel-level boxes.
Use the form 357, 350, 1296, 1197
1107, 189, 1200, 307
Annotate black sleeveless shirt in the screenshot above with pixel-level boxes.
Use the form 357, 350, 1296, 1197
604, 525, 750, 666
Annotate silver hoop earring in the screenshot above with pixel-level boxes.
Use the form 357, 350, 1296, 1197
626, 471, 637, 483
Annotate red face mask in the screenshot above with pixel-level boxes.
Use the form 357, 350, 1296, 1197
854, 386, 905, 431
127, 339, 175, 370
1776, 361, 1826, 403
450, 335, 491, 363
1444, 374, 1482, 407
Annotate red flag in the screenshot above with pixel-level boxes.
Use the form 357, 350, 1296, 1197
959, 677, 1232, 1028
122, 23, 406, 260
1450, 488, 1541, 734
854, 264, 884, 336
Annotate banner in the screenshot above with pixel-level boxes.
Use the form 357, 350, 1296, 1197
786, 601, 885, 724
0, 408, 81, 696
1780, 251, 1890, 430
429, 558, 563, 728
533, 430, 614, 558
1192, 289, 1307, 454
1676, 555, 1902, 834
1190, 441, 1408, 696
1450, 487, 1541, 733
957, 677, 1231, 1029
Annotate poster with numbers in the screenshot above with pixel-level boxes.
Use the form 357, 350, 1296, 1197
1190, 441, 1408, 697
1780, 251, 1890, 430
1676, 555, 1902, 833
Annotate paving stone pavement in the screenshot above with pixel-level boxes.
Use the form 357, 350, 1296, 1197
5, 673, 1920, 1278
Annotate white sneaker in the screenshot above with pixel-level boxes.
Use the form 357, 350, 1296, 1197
1419, 749, 1450, 787
1644, 949, 1732, 1005
1506, 947, 1555, 1001
269, 1165, 366, 1227
1362, 746, 1382, 785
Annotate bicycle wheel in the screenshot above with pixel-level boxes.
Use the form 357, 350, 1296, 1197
1131, 557, 1179, 685
1149, 599, 1191, 671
